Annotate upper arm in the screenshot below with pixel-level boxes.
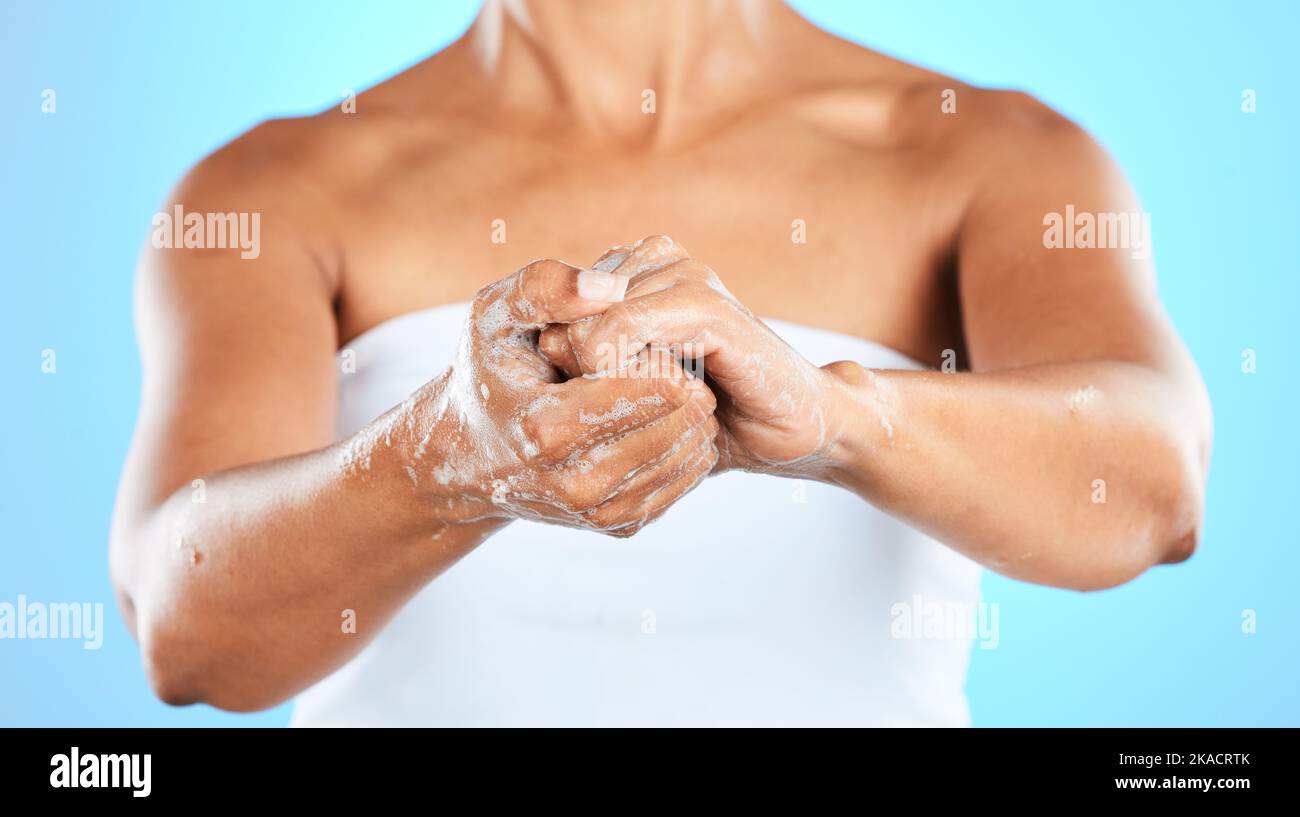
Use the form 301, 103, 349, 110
117, 122, 342, 525
952, 90, 1211, 469
955, 92, 1185, 375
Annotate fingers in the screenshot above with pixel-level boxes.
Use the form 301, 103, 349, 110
520, 349, 707, 462
537, 237, 692, 378
573, 242, 729, 376
538, 322, 583, 378
473, 258, 630, 337
709, 387, 748, 473
585, 428, 719, 536
478, 331, 563, 389
604, 235, 690, 282
582, 237, 692, 329
567, 387, 718, 502
494, 354, 717, 532
572, 284, 728, 375
590, 244, 633, 273
494, 422, 716, 536
482, 239, 722, 536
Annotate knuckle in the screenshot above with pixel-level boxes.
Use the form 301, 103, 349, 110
633, 234, 686, 261
676, 390, 709, 424
537, 325, 570, 361
518, 258, 569, 304
695, 384, 718, 415
637, 234, 677, 249
470, 280, 506, 314
567, 316, 595, 346
535, 426, 572, 462
602, 300, 637, 332
699, 442, 721, 472
640, 376, 684, 416
658, 256, 703, 279
657, 362, 707, 408
702, 415, 721, 439
518, 413, 542, 445
520, 257, 565, 278
522, 414, 568, 462
583, 503, 620, 531
579, 307, 636, 366
565, 480, 605, 513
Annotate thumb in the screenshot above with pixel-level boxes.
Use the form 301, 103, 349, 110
485, 258, 629, 329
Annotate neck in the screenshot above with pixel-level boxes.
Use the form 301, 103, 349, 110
466, 0, 797, 145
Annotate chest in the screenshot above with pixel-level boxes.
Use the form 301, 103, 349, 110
334, 125, 965, 364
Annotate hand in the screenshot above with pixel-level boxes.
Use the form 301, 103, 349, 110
404, 257, 719, 537
538, 236, 848, 477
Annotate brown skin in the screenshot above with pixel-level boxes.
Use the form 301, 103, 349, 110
111, 0, 1211, 712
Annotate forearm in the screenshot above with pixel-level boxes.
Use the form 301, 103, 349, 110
111, 380, 505, 711
814, 359, 1209, 590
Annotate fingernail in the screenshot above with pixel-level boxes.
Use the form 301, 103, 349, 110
592, 251, 629, 273
577, 269, 629, 302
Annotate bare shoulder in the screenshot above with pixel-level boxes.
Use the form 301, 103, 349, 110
888, 69, 1132, 195
789, 31, 1117, 180
172, 40, 474, 212
168, 105, 396, 225
157, 52, 471, 286
923, 84, 1117, 175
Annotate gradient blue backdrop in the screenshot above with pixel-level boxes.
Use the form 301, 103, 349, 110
2, 0, 1296, 727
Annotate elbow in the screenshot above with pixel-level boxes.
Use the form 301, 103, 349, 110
146, 670, 201, 709
112, 520, 287, 713
1157, 518, 1200, 566
1144, 398, 1211, 572
1104, 358, 1213, 585
1071, 518, 1201, 594
111, 523, 206, 707
113, 553, 211, 707
992, 365, 1211, 594
111, 550, 201, 707
140, 622, 205, 708
1069, 427, 1208, 593
138, 611, 284, 714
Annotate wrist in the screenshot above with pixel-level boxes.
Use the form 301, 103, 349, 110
354, 372, 506, 539
342, 405, 509, 575
407, 372, 509, 523
816, 360, 893, 492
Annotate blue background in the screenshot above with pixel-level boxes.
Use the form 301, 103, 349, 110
2, 1, 1295, 727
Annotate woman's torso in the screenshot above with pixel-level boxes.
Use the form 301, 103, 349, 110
274, 30, 991, 725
